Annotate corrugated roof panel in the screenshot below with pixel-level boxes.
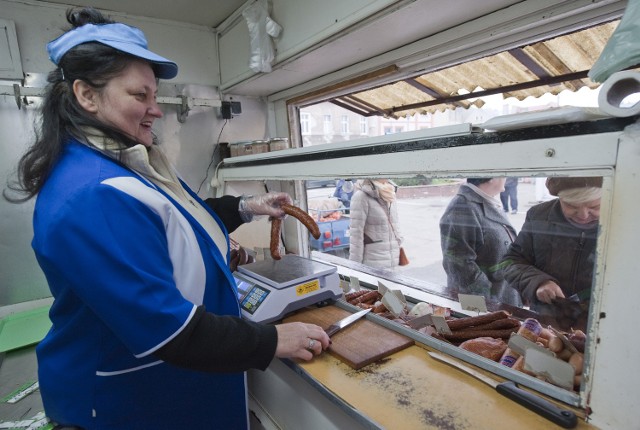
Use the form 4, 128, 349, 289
330, 19, 621, 118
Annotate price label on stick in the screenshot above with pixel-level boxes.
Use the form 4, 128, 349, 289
508, 334, 554, 357
458, 294, 487, 313
431, 315, 452, 335
525, 349, 575, 390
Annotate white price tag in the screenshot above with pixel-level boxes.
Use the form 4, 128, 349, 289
508, 334, 554, 357
431, 315, 452, 335
525, 349, 575, 390
458, 294, 487, 313
339, 279, 351, 292
377, 281, 390, 295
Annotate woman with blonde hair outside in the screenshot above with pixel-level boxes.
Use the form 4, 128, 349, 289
349, 179, 403, 269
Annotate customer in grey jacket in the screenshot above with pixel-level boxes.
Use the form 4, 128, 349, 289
440, 178, 521, 305
349, 179, 402, 269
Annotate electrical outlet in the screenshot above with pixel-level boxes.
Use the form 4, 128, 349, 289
221, 101, 242, 119
221, 101, 232, 119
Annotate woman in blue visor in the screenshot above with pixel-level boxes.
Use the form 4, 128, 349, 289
5, 7, 329, 429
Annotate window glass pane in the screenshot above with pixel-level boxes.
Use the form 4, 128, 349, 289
323, 114, 332, 135
307, 175, 600, 334
341, 115, 349, 133
300, 112, 310, 134
360, 117, 368, 134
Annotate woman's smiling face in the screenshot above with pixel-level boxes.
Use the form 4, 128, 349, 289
560, 197, 601, 226
92, 60, 162, 147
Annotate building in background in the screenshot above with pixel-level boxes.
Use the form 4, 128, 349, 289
300, 86, 601, 147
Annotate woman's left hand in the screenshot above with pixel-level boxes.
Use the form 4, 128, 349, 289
274, 322, 331, 360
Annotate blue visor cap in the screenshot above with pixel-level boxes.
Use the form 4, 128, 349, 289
47, 23, 178, 79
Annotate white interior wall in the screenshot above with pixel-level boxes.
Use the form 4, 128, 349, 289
0, 0, 219, 85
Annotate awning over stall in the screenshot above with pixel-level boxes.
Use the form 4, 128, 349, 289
327, 20, 635, 119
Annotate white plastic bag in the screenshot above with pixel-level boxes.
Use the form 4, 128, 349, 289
589, 0, 640, 83
242, 0, 282, 73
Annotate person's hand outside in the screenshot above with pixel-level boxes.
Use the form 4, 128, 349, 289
239, 193, 293, 221
535, 280, 565, 303
274, 322, 331, 360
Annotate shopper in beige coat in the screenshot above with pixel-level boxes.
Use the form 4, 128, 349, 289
349, 179, 402, 269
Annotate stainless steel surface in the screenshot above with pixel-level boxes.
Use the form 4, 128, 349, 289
325, 308, 371, 337
238, 255, 336, 288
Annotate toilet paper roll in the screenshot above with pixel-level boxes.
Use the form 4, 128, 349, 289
598, 70, 640, 117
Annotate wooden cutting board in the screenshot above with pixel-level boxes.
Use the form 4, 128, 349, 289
284, 305, 414, 370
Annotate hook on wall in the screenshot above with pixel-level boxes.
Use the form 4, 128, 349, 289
177, 95, 191, 123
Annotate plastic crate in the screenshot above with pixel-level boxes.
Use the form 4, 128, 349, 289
309, 208, 350, 252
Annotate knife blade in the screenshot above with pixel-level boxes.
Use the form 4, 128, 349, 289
325, 308, 371, 337
427, 352, 577, 429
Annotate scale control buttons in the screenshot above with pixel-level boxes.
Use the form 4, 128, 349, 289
241, 286, 270, 315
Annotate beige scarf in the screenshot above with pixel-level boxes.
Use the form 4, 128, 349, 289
372, 180, 396, 204
81, 129, 228, 261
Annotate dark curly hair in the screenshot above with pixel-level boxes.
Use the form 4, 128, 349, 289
4, 7, 154, 202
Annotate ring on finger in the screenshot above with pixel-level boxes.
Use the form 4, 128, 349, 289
307, 338, 316, 351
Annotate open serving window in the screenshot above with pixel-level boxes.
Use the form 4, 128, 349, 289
217, 114, 639, 409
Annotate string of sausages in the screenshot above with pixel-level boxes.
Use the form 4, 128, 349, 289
270, 204, 321, 260
441, 310, 520, 341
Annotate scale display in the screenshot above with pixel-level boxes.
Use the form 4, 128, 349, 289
233, 255, 342, 323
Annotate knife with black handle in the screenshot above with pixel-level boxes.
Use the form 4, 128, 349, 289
428, 351, 578, 428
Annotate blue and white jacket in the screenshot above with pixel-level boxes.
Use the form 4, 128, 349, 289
32, 140, 268, 429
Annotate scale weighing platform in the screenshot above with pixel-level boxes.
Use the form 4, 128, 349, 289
233, 255, 342, 323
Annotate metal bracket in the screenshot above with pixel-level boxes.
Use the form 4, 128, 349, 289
13, 83, 21, 109
1, 84, 222, 114
178, 95, 190, 123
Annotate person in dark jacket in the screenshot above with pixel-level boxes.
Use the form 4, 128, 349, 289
500, 176, 519, 214
503, 176, 602, 329
440, 178, 521, 306
333, 179, 355, 209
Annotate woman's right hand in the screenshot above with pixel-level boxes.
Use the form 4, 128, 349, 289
274, 322, 331, 360
536, 280, 565, 303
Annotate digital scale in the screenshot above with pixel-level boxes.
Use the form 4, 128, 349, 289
233, 255, 342, 323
